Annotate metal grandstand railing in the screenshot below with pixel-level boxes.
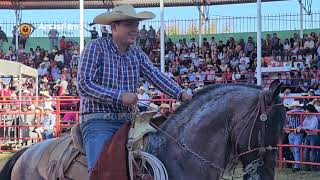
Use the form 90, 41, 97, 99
0, 11, 319, 37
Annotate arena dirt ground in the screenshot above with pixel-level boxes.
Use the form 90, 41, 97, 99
1, 153, 320, 179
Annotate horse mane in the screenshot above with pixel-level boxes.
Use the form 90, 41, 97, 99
171, 83, 261, 116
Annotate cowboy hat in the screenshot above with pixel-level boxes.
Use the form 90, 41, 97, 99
40, 91, 51, 97
42, 77, 49, 83
159, 103, 170, 109
93, 4, 156, 25
139, 86, 148, 91
22, 89, 30, 94
286, 101, 303, 109
148, 103, 159, 112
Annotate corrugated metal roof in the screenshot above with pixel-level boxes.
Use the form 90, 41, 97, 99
0, 0, 286, 9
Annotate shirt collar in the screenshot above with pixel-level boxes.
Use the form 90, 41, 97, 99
109, 38, 133, 55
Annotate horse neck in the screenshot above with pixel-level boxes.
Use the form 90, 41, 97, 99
146, 97, 234, 179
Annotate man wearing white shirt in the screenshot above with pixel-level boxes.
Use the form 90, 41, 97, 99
188, 38, 198, 49
137, 86, 151, 112
304, 36, 315, 57
239, 52, 250, 66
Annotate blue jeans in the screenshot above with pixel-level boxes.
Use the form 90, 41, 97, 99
304, 135, 319, 164
42, 129, 54, 140
80, 113, 130, 174
288, 133, 304, 169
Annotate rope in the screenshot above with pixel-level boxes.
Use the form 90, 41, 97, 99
133, 151, 169, 180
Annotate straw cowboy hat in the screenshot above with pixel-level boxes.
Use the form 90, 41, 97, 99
42, 77, 49, 83
285, 101, 303, 109
93, 4, 156, 25
148, 103, 159, 112
139, 86, 148, 91
22, 89, 30, 94
40, 91, 51, 97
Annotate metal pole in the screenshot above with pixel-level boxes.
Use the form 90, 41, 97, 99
198, 7, 202, 50
300, 2, 303, 39
80, 0, 84, 54
15, 11, 19, 61
257, 0, 262, 86
35, 75, 39, 106
160, 0, 165, 73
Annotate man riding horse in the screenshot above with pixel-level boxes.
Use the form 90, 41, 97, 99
77, 4, 192, 176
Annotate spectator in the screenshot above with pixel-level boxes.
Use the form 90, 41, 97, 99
182, 82, 192, 95
40, 91, 53, 109
11, 26, 17, 46
139, 25, 148, 49
271, 33, 280, 57
286, 101, 304, 172
19, 33, 29, 49
38, 106, 56, 140
304, 36, 315, 57
48, 25, 59, 50
245, 37, 254, 55
84, 26, 99, 39
283, 88, 294, 106
188, 38, 198, 49
55, 75, 69, 96
263, 34, 272, 56
299, 104, 319, 171
148, 25, 156, 47
101, 26, 109, 37
137, 86, 151, 112
0, 26, 8, 51
60, 36, 66, 50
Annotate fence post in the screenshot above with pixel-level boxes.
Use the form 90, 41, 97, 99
56, 97, 61, 137
278, 138, 283, 168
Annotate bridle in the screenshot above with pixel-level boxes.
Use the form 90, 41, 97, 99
229, 90, 283, 178
135, 90, 283, 179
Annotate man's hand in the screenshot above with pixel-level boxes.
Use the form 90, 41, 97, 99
121, 92, 138, 107
181, 92, 192, 102
296, 127, 302, 133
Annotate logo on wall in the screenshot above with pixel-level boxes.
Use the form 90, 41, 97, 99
19, 23, 35, 36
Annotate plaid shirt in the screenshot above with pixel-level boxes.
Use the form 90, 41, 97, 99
77, 38, 183, 114
287, 109, 303, 129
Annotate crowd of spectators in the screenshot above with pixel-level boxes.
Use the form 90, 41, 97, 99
0, 24, 320, 145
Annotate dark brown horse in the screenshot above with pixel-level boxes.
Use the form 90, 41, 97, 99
0, 81, 286, 180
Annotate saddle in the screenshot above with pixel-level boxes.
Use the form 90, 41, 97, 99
39, 111, 160, 180
71, 111, 158, 154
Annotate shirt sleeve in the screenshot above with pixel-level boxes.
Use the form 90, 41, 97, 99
139, 50, 184, 100
302, 116, 319, 130
77, 41, 122, 104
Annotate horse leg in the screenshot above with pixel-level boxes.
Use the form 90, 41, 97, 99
0, 147, 28, 180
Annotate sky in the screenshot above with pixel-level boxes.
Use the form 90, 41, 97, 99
0, 0, 319, 37
0, 0, 319, 22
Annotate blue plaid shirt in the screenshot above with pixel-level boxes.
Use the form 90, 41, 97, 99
287, 109, 304, 129
77, 38, 184, 114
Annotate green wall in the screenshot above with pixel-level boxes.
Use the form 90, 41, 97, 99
1, 28, 319, 52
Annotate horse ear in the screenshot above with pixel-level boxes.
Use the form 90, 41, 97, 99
266, 80, 283, 104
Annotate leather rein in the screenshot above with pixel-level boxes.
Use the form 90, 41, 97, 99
137, 90, 283, 178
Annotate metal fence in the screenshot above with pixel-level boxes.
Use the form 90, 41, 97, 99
0, 11, 319, 37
